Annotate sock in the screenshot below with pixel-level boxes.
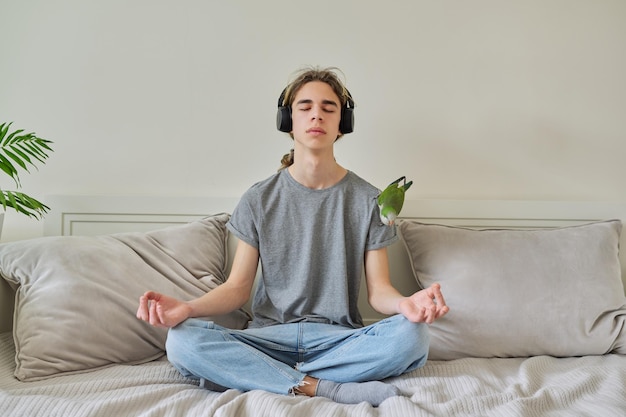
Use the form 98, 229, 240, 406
315, 379, 400, 407
199, 378, 229, 392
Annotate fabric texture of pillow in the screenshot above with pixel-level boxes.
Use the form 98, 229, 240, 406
399, 219, 626, 360
0, 214, 251, 381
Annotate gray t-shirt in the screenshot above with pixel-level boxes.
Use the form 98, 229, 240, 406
227, 169, 398, 329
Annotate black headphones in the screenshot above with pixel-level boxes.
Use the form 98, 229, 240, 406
276, 86, 355, 134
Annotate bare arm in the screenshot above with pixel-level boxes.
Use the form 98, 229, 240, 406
364, 247, 449, 324
136, 239, 259, 328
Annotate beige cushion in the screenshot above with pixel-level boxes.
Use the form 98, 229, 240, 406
0, 214, 250, 381
399, 220, 626, 360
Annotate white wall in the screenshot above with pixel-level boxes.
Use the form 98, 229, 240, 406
1, 0, 625, 242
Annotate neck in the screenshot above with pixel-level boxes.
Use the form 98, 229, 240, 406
288, 152, 347, 190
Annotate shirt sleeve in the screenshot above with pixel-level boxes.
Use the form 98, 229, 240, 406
226, 188, 260, 249
365, 198, 399, 251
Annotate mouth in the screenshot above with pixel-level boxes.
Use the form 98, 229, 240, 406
306, 128, 327, 134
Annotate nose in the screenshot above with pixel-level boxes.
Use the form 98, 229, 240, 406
311, 105, 323, 121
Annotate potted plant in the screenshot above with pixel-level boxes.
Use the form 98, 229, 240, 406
0, 122, 53, 224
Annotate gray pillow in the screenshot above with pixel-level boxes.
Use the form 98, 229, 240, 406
399, 220, 626, 360
0, 214, 251, 381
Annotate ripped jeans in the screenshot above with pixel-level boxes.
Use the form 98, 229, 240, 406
166, 314, 429, 395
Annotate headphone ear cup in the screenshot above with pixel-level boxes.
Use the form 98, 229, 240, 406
276, 106, 292, 132
340, 107, 354, 134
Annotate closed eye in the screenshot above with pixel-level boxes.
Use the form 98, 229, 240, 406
295, 99, 339, 112
297, 106, 336, 113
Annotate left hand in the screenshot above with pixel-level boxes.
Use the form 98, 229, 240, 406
398, 283, 449, 324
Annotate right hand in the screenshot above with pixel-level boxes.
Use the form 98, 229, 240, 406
398, 283, 449, 324
136, 291, 192, 328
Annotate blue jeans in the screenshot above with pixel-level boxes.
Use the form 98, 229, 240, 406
166, 314, 429, 395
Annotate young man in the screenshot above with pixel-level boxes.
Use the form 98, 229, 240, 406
137, 67, 448, 407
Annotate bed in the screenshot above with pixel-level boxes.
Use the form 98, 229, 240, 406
1, 196, 625, 416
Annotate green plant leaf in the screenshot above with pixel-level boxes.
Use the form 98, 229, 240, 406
8, 145, 31, 165
5, 128, 25, 145
0, 154, 19, 182
0, 122, 53, 219
20, 139, 52, 164
0, 123, 53, 180
0, 123, 10, 143
0, 189, 50, 219
3, 147, 28, 171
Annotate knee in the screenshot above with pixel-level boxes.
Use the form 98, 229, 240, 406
388, 316, 430, 364
165, 319, 211, 368
165, 321, 191, 367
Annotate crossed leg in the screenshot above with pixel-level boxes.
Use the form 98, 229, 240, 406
166, 315, 429, 406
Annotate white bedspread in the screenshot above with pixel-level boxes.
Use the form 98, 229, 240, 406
1, 332, 624, 416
